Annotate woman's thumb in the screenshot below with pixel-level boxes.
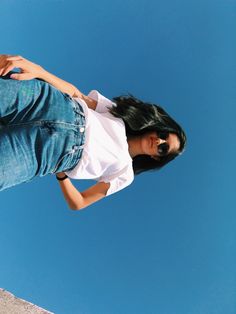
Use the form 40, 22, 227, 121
10, 73, 30, 80
10, 73, 21, 80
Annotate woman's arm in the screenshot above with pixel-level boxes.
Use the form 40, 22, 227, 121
56, 172, 110, 210
39, 69, 98, 110
0, 54, 98, 110
38, 68, 83, 98
38, 69, 98, 110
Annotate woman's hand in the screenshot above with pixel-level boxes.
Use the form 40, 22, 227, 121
0, 54, 44, 80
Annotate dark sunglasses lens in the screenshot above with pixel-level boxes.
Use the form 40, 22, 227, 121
159, 132, 168, 140
158, 143, 169, 156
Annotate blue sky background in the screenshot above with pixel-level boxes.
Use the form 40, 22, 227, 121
0, 0, 235, 313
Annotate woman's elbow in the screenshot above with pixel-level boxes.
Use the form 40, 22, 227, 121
69, 206, 79, 211
69, 203, 87, 211
68, 197, 87, 211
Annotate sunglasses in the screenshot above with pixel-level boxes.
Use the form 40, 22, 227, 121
157, 132, 169, 157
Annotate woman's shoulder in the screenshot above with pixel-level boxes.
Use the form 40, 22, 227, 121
100, 161, 134, 193
87, 90, 116, 114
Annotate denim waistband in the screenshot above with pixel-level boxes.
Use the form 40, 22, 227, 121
64, 93, 86, 172
63, 93, 85, 114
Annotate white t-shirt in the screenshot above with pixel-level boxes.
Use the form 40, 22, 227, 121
65, 90, 134, 196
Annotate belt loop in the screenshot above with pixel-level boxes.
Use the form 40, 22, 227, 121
72, 99, 85, 118
77, 103, 85, 117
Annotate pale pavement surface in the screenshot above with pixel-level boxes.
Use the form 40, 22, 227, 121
0, 288, 54, 314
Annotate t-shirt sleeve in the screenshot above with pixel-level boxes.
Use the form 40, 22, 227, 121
99, 164, 134, 196
87, 90, 116, 113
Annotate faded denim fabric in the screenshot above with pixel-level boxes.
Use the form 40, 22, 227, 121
0, 72, 85, 191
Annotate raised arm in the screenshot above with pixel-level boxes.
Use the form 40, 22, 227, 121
38, 69, 98, 110
0, 54, 98, 110
56, 172, 110, 210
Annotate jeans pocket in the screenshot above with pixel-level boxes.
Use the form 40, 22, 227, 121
52, 149, 75, 173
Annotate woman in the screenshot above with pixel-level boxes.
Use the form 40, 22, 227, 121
0, 54, 186, 210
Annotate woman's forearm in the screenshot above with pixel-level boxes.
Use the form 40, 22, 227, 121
38, 68, 99, 110
57, 174, 85, 210
38, 68, 83, 98
56, 173, 108, 210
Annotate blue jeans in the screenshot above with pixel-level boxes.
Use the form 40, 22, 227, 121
0, 72, 85, 191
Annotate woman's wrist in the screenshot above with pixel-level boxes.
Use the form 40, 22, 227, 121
56, 172, 67, 178
56, 173, 68, 181
37, 67, 48, 80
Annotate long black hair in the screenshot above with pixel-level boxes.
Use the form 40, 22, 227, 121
109, 94, 187, 175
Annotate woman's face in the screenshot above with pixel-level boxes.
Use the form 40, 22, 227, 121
140, 131, 180, 159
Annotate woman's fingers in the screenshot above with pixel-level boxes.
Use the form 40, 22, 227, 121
0, 55, 14, 69
0, 60, 24, 76
0, 64, 15, 76
0, 54, 11, 62
0, 60, 11, 75
0, 55, 38, 80
6, 55, 24, 61
0, 55, 32, 78
1, 62, 15, 75
0, 58, 8, 75
10, 72, 34, 80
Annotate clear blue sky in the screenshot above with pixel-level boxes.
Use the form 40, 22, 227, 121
0, 0, 235, 313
